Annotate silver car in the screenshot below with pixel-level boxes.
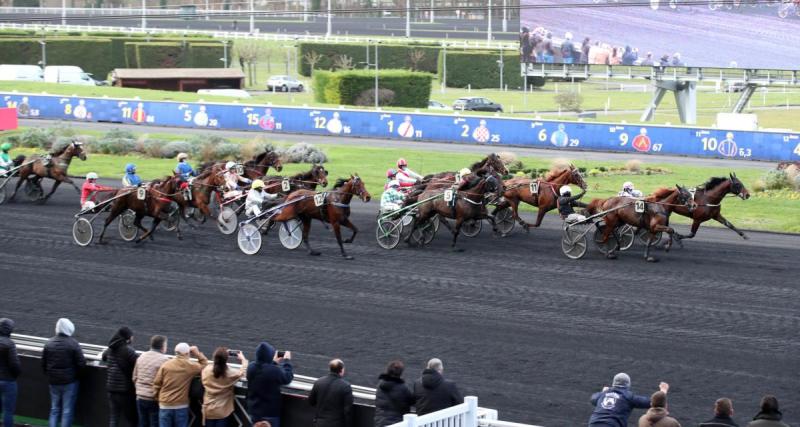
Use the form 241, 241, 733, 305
266, 75, 304, 92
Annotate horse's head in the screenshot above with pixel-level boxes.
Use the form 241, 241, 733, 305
266, 150, 283, 172
488, 153, 508, 175
729, 172, 750, 200
349, 174, 370, 203
312, 164, 329, 188
67, 141, 87, 161
569, 164, 587, 190
676, 184, 697, 213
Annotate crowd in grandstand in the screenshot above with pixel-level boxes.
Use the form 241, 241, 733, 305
0, 317, 793, 427
520, 26, 685, 67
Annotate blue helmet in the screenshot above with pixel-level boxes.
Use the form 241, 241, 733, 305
125, 163, 136, 174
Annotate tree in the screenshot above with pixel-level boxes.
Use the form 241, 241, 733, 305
235, 40, 266, 86
303, 50, 323, 74
332, 54, 354, 71
553, 91, 583, 113
408, 49, 426, 71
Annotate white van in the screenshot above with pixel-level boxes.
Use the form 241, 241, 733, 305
43, 66, 97, 86
0, 64, 44, 81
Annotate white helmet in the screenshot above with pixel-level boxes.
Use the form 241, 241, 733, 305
623, 181, 634, 191
86, 172, 98, 180
225, 161, 236, 171
177, 153, 189, 161
559, 185, 572, 196
458, 168, 471, 177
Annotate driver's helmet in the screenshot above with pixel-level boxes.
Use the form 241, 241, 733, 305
0, 142, 11, 152
225, 161, 236, 172
622, 181, 634, 191
86, 172, 99, 181
251, 179, 265, 190
458, 168, 471, 177
396, 158, 408, 168
559, 185, 572, 196
125, 163, 136, 174
386, 168, 397, 178
176, 153, 189, 162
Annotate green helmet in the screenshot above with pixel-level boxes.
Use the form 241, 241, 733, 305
0, 142, 11, 152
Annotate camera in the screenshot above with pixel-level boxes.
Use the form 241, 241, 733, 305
277, 351, 286, 358
227, 350, 240, 357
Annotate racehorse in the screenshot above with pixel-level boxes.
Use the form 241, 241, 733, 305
9, 141, 87, 203
495, 165, 587, 230
413, 172, 502, 252
671, 173, 750, 241
96, 175, 187, 244
199, 148, 283, 180
588, 186, 697, 262
421, 153, 508, 182
269, 175, 371, 260
261, 164, 329, 195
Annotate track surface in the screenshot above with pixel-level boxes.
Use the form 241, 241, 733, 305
1, 177, 798, 426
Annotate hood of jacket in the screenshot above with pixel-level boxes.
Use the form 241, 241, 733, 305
378, 374, 405, 390
255, 342, 275, 363
643, 407, 669, 424
0, 318, 13, 336
421, 369, 444, 389
754, 410, 783, 421
107, 327, 132, 350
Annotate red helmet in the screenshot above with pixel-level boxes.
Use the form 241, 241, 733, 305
396, 158, 408, 167
386, 168, 397, 178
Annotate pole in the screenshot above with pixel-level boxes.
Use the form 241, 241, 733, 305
365, 41, 369, 69
430, 0, 433, 23
303, 0, 308, 22
40, 40, 46, 69
326, 0, 332, 37
223, 41, 229, 67
61, 0, 66, 26
487, 0, 492, 43
205, 0, 210, 20
442, 43, 447, 93
141, 0, 146, 29
249, 0, 254, 33
374, 42, 379, 109
405, 0, 410, 38
499, 49, 503, 90
502, 0, 507, 32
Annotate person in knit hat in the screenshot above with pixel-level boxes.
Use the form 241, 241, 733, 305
42, 318, 86, 427
745, 395, 789, 427
588, 373, 669, 427
638, 391, 681, 427
101, 327, 139, 427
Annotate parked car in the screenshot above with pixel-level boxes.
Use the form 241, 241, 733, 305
197, 88, 251, 98
0, 64, 43, 82
266, 75, 304, 92
452, 97, 503, 112
43, 66, 98, 86
428, 100, 451, 110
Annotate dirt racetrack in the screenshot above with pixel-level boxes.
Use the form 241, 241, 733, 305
0, 180, 798, 426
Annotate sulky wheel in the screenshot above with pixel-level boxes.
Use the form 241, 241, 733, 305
118, 209, 138, 241
637, 228, 663, 245
494, 207, 515, 236
162, 211, 180, 232
0, 183, 7, 205
375, 217, 402, 250
409, 220, 436, 247
237, 223, 263, 255
217, 207, 238, 235
72, 218, 94, 247
593, 225, 620, 255
278, 219, 303, 250
561, 225, 588, 259
460, 219, 482, 238
617, 224, 636, 251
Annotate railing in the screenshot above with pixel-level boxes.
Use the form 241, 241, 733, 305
390, 397, 543, 427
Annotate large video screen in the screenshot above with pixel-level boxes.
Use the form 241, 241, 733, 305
519, 0, 800, 70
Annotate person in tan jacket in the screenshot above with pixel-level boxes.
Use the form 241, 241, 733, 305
201, 347, 249, 427
132, 335, 169, 427
638, 391, 681, 427
153, 342, 208, 427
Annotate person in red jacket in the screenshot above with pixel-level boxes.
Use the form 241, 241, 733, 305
80, 172, 116, 210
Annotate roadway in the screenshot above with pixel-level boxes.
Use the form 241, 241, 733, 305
0, 171, 797, 425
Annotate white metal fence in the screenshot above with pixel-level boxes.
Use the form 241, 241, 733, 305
389, 397, 543, 427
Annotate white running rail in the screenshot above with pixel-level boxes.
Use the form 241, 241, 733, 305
388, 397, 544, 427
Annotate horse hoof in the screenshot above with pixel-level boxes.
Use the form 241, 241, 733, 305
343, 255, 354, 260
309, 251, 321, 256
742, 234, 750, 240
646, 256, 659, 263
343, 239, 354, 244
452, 248, 465, 253
606, 253, 617, 260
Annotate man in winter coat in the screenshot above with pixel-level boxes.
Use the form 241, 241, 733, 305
153, 343, 208, 427
0, 318, 22, 427
746, 395, 789, 427
308, 359, 353, 427
412, 358, 463, 416
246, 342, 294, 427
638, 391, 680, 427
588, 373, 668, 427
101, 326, 139, 427
699, 398, 739, 427
42, 318, 86, 427
133, 335, 169, 427
374, 360, 415, 427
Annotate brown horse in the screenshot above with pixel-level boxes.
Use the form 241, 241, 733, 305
421, 153, 509, 183
672, 173, 751, 241
9, 141, 87, 203
414, 173, 502, 252
96, 175, 187, 244
270, 175, 371, 260
261, 164, 329, 195
588, 186, 697, 262
199, 149, 283, 180
495, 165, 587, 230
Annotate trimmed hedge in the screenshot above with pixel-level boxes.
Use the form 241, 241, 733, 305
297, 42, 441, 76
438, 50, 545, 90
0, 38, 112, 77
314, 70, 432, 108
188, 43, 230, 68
126, 42, 188, 68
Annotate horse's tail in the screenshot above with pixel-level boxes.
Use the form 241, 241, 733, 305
585, 198, 604, 216
12, 155, 25, 167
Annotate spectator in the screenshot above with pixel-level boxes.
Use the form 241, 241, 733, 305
520, 27, 532, 64
102, 327, 139, 427
609, 47, 622, 65
671, 53, 684, 67
133, 335, 170, 427
308, 359, 353, 427
246, 342, 294, 427
542, 33, 555, 64
0, 318, 21, 427
641, 52, 654, 66
659, 54, 671, 67
588, 373, 668, 427
745, 395, 789, 427
153, 343, 208, 427
201, 348, 248, 427
43, 318, 85, 427
699, 398, 738, 427
638, 391, 680, 427
412, 358, 462, 416
622, 46, 638, 66
374, 360, 415, 427
581, 38, 591, 64
561, 32, 575, 65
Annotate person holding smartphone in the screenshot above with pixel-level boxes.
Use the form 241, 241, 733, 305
246, 342, 294, 427
201, 347, 249, 427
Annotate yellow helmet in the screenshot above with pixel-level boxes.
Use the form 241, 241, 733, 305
251, 179, 265, 190
459, 168, 471, 176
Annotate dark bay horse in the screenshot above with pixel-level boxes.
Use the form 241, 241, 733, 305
495, 165, 587, 230
672, 173, 751, 241
96, 176, 187, 244
588, 186, 697, 262
414, 173, 501, 252
261, 164, 329, 195
9, 141, 87, 203
270, 175, 371, 260
421, 153, 508, 183
199, 149, 283, 180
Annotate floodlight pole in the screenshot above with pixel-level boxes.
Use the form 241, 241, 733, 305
39, 40, 47, 69
430, 0, 434, 23
249, 0, 255, 33
405, 0, 410, 38
502, 0, 507, 33
326, 0, 332, 37
61, 0, 66, 26
222, 40, 229, 68
141, 0, 146, 29
487, 0, 492, 43
374, 42, 379, 109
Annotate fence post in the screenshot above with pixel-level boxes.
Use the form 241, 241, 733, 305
465, 396, 479, 427
403, 413, 418, 427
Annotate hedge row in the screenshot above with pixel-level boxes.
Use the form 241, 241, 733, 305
438, 50, 545, 90
0, 38, 112, 77
313, 70, 432, 108
297, 42, 441, 76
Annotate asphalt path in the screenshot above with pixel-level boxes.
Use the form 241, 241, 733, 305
21, 119, 776, 170
0, 172, 798, 426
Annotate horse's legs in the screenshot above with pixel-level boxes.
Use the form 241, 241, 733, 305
451, 216, 464, 252
41, 180, 62, 202
8, 174, 25, 201
714, 213, 748, 240
602, 216, 618, 259
63, 176, 80, 193
340, 217, 358, 244
531, 206, 547, 228
98, 204, 125, 244
301, 217, 320, 256
332, 222, 353, 260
